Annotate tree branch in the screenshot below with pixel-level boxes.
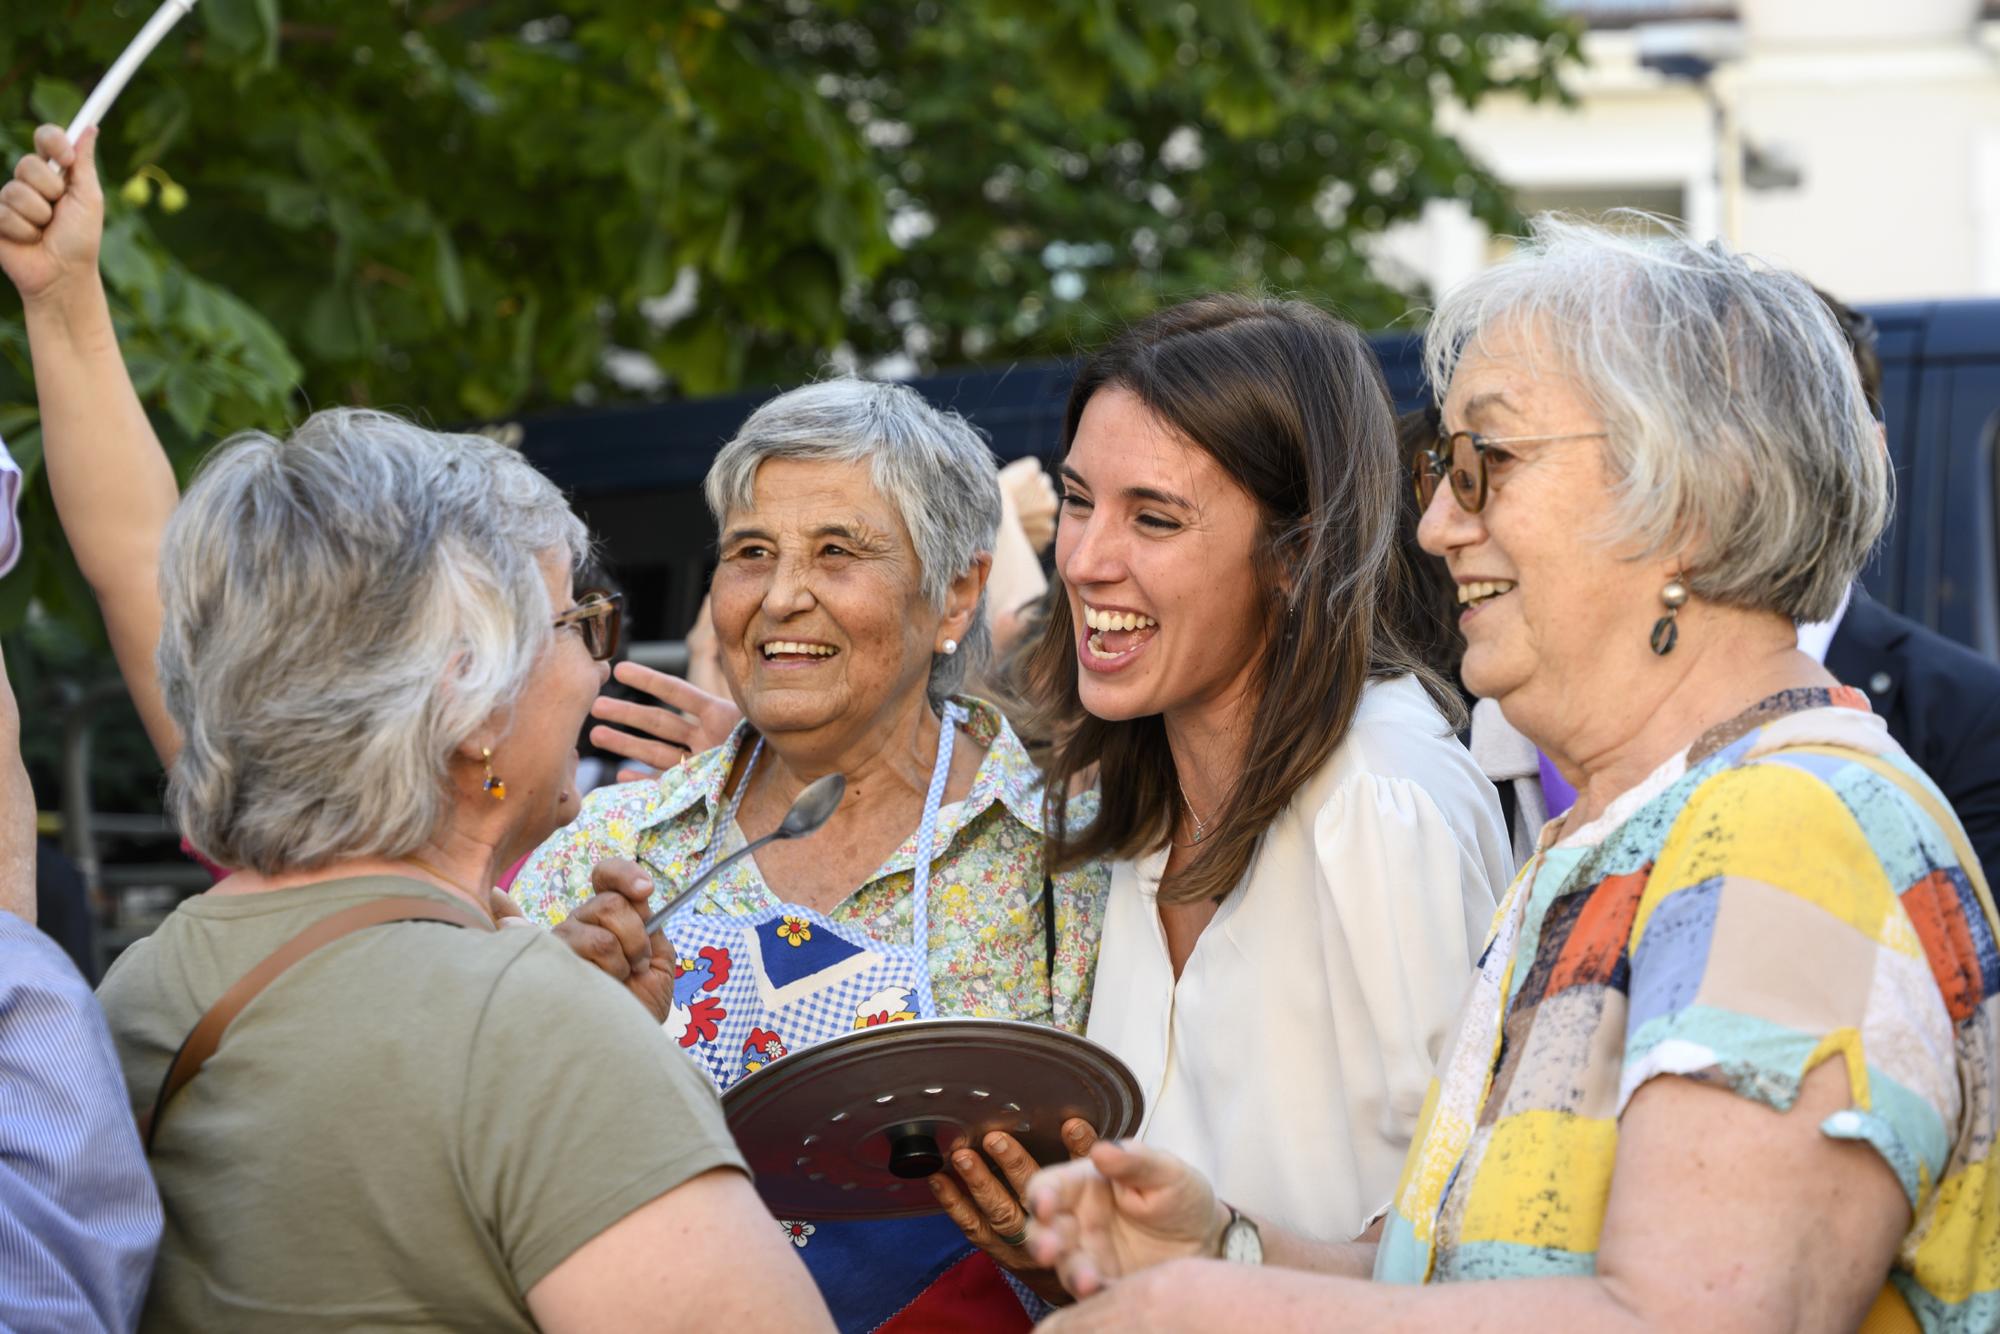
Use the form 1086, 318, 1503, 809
278, 22, 344, 44
417, 0, 490, 27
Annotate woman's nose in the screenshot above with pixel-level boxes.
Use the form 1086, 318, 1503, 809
762, 559, 816, 616
1416, 481, 1484, 558
1059, 512, 1122, 587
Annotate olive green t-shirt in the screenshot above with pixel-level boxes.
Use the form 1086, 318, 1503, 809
99, 875, 745, 1331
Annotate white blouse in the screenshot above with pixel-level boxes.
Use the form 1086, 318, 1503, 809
1085, 675, 1515, 1243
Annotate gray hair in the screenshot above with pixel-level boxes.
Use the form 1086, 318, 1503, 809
1424, 213, 1890, 622
157, 408, 590, 874
704, 377, 1004, 703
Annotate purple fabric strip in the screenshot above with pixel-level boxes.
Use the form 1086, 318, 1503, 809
1537, 750, 1577, 818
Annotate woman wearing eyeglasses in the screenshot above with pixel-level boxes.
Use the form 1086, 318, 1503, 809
0, 127, 836, 1331
1008, 219, 1999, 1334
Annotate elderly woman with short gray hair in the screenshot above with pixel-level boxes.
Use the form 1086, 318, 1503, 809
513, 375, 1108, 1330
4, 127, 836, 1331
1012, 217, 2000, 1334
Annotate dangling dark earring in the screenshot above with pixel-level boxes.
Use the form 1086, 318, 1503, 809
482, 746, 507, 801
1650, 577, 1689, 656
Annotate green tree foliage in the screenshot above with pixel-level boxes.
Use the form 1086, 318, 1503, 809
0, 0, 1574, 819
0, 0, 1573, 634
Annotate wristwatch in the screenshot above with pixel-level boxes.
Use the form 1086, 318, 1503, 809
1216, 1202, 1263, 1265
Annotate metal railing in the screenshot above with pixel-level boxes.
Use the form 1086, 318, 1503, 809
625, 639, 690, 675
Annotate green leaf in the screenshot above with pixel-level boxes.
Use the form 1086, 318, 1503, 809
124, 348, 173, 398
126, 87, 193, 167
301, 286, 367, 361
433, 228, 468, 326
0, 541, 38, 635
28, 78, 82, 128
509, 292, 542, 390
203, 0, 280, 68
163, 371, 214, 439
4, 425, 42, 486
97, 222, 162, 299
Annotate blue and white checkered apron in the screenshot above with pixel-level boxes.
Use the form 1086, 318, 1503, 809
660, 703, 1026, 1332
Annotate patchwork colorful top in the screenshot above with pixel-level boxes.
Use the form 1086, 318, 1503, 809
1376, 687, 2000, 1332
512, 696, 1106, 1034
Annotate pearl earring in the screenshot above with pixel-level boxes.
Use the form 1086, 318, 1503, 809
940, 638, 958, 657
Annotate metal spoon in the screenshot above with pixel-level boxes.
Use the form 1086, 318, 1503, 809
642, 773, 847, 934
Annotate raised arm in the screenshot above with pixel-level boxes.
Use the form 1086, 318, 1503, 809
0, 126, 182, 764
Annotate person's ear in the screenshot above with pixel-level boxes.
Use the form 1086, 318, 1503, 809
938, 552, 993, 650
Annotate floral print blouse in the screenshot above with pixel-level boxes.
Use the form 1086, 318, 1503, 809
512, 697, 1106, 1033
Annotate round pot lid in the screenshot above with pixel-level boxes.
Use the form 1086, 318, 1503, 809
721, 1017, 1144, 1220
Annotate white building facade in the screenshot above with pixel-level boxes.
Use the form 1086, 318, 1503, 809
1386, 0, 2000, 303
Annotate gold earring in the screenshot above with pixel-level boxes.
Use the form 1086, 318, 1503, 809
482, 747, 507, 801
1650, 577, 1689, 656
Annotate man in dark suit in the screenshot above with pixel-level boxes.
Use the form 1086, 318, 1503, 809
1824, 591, 2000, 887
1817, 294, 2000, 888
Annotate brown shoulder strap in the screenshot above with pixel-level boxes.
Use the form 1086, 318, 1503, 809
140, 896, 493, 1151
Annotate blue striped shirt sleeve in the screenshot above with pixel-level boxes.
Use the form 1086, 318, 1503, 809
0, 911, 161, 1333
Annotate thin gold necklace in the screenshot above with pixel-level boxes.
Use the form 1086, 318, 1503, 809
1174, 776, 1211, 847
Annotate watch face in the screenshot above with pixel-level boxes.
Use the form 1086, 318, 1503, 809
1223, 1216, 1263, 1265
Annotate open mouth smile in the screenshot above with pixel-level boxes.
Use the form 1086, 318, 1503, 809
1078, 603, 1159, 671
760, 639, 839, 662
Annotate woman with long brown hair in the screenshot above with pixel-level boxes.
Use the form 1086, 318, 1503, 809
935, 295, 1511, 1273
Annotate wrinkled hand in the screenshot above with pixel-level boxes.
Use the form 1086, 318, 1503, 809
0, 126, 102, 304
590, 660, 741, 784
550, 858, 676, 1021
1000, 457, 1058, 554
930, 1119, 1099, 1303
1024, 1140, 1225, 1299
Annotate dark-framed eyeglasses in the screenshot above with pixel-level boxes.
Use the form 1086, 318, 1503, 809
1412, 430, 1608, 514
553, 589, 624, 662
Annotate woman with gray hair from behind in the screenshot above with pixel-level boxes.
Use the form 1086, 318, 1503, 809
512, 376, 1109, 1329
1011, 216, 2000, 1333
1, 126, 833, 1332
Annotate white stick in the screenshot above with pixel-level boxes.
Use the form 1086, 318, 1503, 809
52, 0, 200, 167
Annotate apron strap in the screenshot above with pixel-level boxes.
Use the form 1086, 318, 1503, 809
1043, 871, 1059, 1010
690, 735, 766, 886
139, 895, 493, 1152
907, 702, 965, 951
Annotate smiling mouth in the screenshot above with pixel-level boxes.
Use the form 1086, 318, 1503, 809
1456, 580, 1516, 610
761, 640, 838, 661
1080, 604, 1159, 661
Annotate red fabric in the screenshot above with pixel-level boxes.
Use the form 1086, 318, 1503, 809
178, 836, 230, 885
495, 852, 531, 893
876, 1252, 1033, 1333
